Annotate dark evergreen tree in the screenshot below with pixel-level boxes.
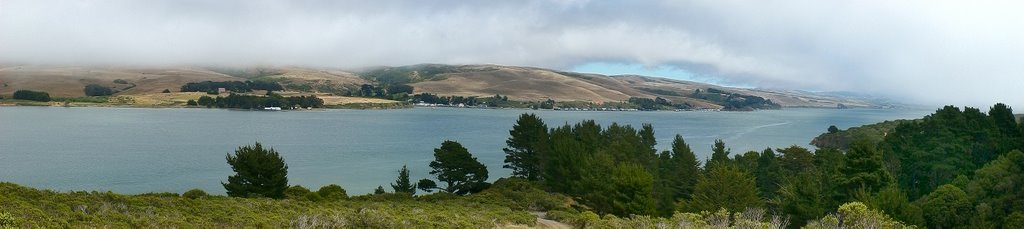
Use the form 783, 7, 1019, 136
222, 142, 289, 199
391, 165, 416, 195
707, 139, 731, 170
755, 147, 782, 199
607, 163, 656, 216
374, 185, 386, 194
682, 164, 762, 212
427, 140, 489, 195
503, 113, 549, 181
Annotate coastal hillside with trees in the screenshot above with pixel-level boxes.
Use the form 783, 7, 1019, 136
0, 64, 876, 109
2, 104, 1022, 228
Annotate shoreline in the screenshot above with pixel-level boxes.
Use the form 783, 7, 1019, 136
0, 100, 888, 112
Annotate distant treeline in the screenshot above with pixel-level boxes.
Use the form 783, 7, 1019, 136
627, 97, 691, 110
189, 94, 323, 110
691, 88, 781, 110
12, 90, 51, 102
180, 81, 284, 93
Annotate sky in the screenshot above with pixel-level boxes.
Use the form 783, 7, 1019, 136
1, 0, 1022, 108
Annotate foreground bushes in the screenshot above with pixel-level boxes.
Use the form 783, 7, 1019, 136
0, 182, 535, 228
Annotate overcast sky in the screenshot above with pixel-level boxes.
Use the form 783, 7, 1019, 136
1, 0, 1022, 108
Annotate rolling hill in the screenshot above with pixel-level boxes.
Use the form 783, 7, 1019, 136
0, 64, 879, 109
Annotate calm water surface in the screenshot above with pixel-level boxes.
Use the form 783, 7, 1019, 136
0, 107, 930, 194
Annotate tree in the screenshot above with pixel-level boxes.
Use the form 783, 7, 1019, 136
197, 96, 215, 107
922, 184, 971, 228
417, 179, 438, 193
755, 147, 782, 199
84, 84, 113, 96
965, 150, 1024, 228
707, 139, 731, 170
162, 89, 171, 93
391, 165, 416, 195
427, 140, 489, 195
669, 134, 700, 199
374, 185, 386, 194
840, 140, 892, 197
222, 142, 289, 199
682, 164, 762, 212
607, 163, 656, 216
186, 99, 198, 106
503, 113, 549, 181
828, 125, 839, 134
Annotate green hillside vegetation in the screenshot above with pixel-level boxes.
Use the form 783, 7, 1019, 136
811, 120, 914, 150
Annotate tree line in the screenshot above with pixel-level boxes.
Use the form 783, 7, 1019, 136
500, 105, 1024, 228
187, 93, 323, 110
12, 90, 51, 102
180, 80, 284, 94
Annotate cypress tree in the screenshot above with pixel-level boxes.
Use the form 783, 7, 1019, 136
503, 113, 549, 181
222, 142, 289, 199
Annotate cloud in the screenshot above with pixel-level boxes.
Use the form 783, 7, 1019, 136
1, 0, 1022, 108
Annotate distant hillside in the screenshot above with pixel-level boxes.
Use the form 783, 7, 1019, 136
0, 64, 879, 109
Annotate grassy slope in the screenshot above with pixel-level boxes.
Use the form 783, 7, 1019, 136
0, 182, 545, 228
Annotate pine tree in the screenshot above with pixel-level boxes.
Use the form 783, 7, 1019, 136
374, 185, 386, 194
669, 134, 700, 199
391, 165, 416, 195
222, 142, 289, 199
756, 147, 782, 199
503, 113, 549, 181
707, 139, 731, 170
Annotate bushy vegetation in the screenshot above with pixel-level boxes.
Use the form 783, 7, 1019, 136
628, 96, 692, 110
180, 80, 283, 93
0, 182, 536, 228
12, 90, 50, 102
195, 93, 323, 109
689, 88, 781, 110
83, 84, 114, 96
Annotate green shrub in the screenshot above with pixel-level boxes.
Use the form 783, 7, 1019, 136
182, 189, 209, 199
284, 185, 311, 200
316, 184, 348, 201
